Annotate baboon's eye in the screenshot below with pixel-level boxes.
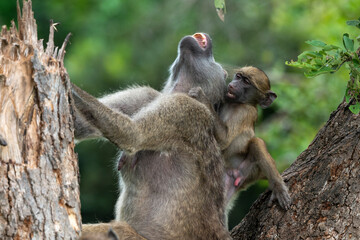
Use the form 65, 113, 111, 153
242, 77, 250, 85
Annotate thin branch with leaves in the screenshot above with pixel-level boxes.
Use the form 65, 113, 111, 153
286, 18, 360, 114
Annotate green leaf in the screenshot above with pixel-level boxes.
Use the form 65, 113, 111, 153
314, 58, 324, 66
305, 40, 327, 48
297, 51, 322, 61
323, 44, 340, 51
343, 33, 354, 51
285, 60, 304, 68
346, 20, 360, 29
286, 61, 313, 72
345, 88, 352, 103
353, 58, 360, 66
214, 0, 225, 9
304, 66, 334, 77
349, 103, 360, 114
214, 0, 226, 21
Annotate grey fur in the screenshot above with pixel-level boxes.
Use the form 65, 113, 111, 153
73, 33, 229, 240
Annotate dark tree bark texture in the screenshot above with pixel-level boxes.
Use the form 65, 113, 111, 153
231, 99, 360, 239
0, 1, 80, 239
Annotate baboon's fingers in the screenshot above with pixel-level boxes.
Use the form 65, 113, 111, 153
279, 190, 292, 210
268, 192, 276, 207
269, 188, 291, 210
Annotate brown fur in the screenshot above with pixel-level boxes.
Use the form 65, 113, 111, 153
190, 66, 291, 215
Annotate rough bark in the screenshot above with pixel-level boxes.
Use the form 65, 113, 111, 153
231, 99, 360, 239
0, 1, 80, 239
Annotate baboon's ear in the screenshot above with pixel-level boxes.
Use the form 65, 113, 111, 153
260, 90, 277, 109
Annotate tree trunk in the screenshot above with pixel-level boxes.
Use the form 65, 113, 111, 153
231, 99, 360, 239
0, 1, 80, 239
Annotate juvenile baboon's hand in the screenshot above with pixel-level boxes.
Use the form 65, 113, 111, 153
188, 87, 213, 110
268, 182, 291, 210
188, 87, 206, 100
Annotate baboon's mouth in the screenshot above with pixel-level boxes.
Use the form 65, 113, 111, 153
226, 90, 236, 99
192, 33, 208, 49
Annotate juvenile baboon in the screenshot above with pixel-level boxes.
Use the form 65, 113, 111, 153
75, 33, 229, 240
189, 66, 291, 213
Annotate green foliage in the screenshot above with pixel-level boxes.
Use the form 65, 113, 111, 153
286, 18, 360, 114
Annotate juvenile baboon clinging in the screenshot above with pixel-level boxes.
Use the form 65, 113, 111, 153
75, 33, 229, 240
189, 66, 291, 213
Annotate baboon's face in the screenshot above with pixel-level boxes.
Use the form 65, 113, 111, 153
226, 67, 276, 108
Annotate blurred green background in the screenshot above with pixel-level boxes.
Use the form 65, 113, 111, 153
0, 0, 358, 230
